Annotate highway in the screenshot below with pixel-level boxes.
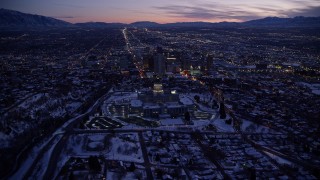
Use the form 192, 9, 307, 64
21, 89, 113, 179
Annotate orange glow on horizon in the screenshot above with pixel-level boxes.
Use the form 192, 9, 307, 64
60, 16, 246, 24
2, 0, 319, 25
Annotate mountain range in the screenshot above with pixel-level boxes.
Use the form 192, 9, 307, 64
1, 8, 320, 29
0, 8, 71, 27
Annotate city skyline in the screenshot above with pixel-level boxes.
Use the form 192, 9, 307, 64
1, 0, 320, 23
1, 0, 320, 179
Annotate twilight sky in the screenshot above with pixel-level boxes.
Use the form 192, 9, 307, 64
1, 0, 320, 23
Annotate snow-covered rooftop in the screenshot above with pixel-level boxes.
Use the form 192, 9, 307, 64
130, 99, 143, 107
160, 118, 184, 125
179, 96, 194, 105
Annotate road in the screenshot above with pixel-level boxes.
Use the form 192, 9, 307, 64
79, 36, 107, 61
191, 131, 231, 180
138, 132, 153, 180
6, 34, 110, 178
17, 83, 318, 180
209, 86, 317, 174
243, 134, 318, 172
21, 89, 113, 179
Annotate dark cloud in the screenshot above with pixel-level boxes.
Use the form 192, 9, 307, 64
154, 5, 263, 21
249, 6, 281, 13
53, 16, 77, 19
154, 3, 320, 22
286, 6, 320, 17
155, 6, 218, 19
52, 2, 85, 9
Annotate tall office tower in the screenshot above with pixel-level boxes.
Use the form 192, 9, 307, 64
156, 46, 163, 54
153, 53, 166, 75
182, 56, 191, 71
206, 54, 213, 71
142, 54, 153, 70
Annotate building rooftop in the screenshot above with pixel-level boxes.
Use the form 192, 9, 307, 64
130, 99, 143, 107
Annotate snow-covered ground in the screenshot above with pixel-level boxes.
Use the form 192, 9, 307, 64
65, 102, 82, 113
52, 134, 108, 178
179, 95, 194, 105
63, 134, 103, 155
241, 119, 279, 134
263, 151, 293, 166
296, 82, 320, 95
11, 89, 113, 179
2, 91, 85, 148
18, 93, 45, 109
61, 133, 144, 165
10, 135, 62, 180
211, 118, 235, 132
106, 170, 143, 179
0, 132, 12, 147
160, 118, 184, 125
53, 153, 69, 179
105, 92, 138, 104
28, 135, 63, 179
193, 119, 212, 126
182, 93, 216, 113
119, 123, 144, 130
106, 134, 143, 163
